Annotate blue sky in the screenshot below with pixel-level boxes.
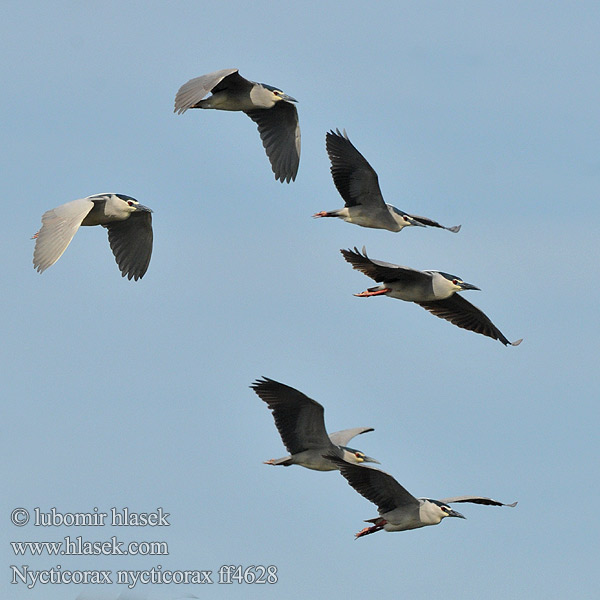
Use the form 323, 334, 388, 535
2, 1, 598, 599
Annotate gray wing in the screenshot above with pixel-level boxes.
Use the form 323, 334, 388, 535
251, 377, 331, 454
174, 68, 249, 114
326, 456, 419, 515
328, 427, 374, 447
439, 496, 518, 507
416, 294, 522, 346
405, 213, 461, 233
33, 197, 95, 273
326, 129, 385, 209
340, 246, 429, 284
104, 211, 153, 281
244, 101, 300, 183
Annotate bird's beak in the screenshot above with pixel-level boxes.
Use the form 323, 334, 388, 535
448, 509, 466, 519
134, 203, 153, 213
363, 455, 380, 464
458, 282, 480, 291
281, 93, 298, 103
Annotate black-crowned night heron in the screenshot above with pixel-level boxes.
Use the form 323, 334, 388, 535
251, 377, 379, 471
313, 129, 459, 232
326, 455, 516, 538
33, 193, 153, 281
341, 247, 522, 346
174, 68, 300, 183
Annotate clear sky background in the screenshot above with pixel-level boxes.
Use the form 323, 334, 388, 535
2, 1, 598, 599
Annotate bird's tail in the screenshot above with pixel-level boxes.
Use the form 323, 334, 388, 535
355, 518, 386, 539
263, 457, 293, 466
312, 210, 339, 218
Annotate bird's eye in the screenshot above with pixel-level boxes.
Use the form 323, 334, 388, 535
355, 452, 363, 459
452, 279, 458, 285
127, 201, 134, 206
403, 216, 409, 221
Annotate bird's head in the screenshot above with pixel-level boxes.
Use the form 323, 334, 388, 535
341, 446, 380, 465
261, 83, 298, 104
438, 272, 480, 293
114, 194, 153, 214
389, 206, 426, 228
423, 499, 466, 524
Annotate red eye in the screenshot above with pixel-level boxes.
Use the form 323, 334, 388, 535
452, 279, 458, 285
403, 216, 409, 221
128, 201, 134, 206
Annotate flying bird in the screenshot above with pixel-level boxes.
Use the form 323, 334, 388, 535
341, 247, 522, 346
33, 193, 153, 281
251, 377, 379, 471
313, 129, 459, 232
174, 68, 300, 183
326, 455, 516, 538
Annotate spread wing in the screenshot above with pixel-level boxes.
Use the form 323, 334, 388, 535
174, 68, 249, 114
439, 496, 517, 507
406, 213, 461, 233
416, 294, 521, 346
245, 101, 300, 183
328, 427, 374, 447
33, 198, 95, 273
104, 211, 153, 281
251, 377, 331, 454
326, 456, 419, 515
340, 247, 429, 284
326, 129, 385, 209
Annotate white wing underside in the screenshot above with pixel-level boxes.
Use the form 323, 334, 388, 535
33, 198, 94, 272
328, 427, 374, 447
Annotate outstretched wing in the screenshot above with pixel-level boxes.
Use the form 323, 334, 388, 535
33, 198, 95, 273
406, 213, 461, 233
439, 495, 517, 507
329, 427, 374, 447
174, 68, 248, 114
251, 377, 331, 454
340, 246, 429, 284
326, 129, 385, 209
104, 211, 153, 281
417, 294, 522, 346
245, 101, 300, 183
326, 455, 419, 515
